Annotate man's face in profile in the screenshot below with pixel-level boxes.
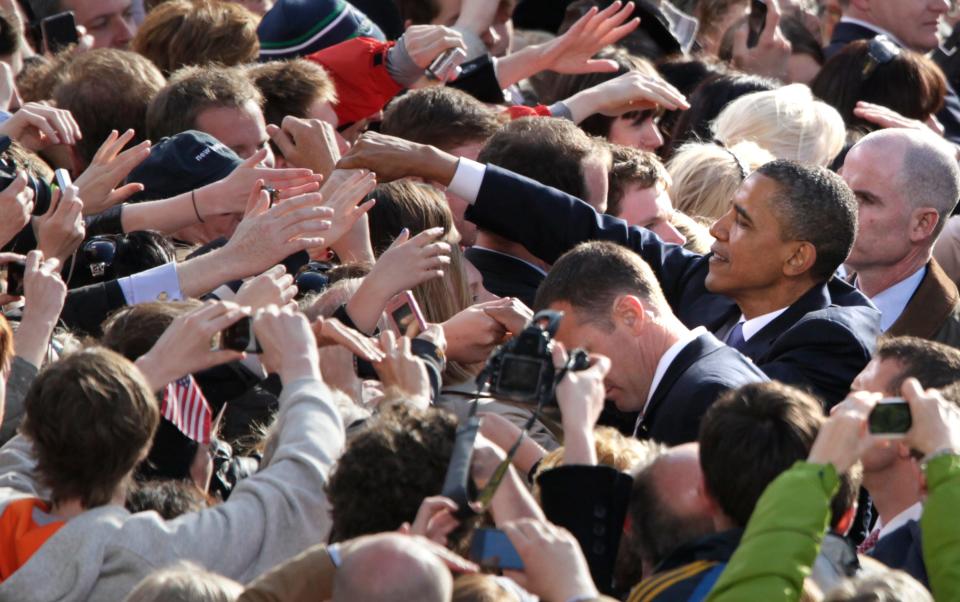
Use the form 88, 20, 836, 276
867, 0, 950, 52
705, 173, 795, 304
63, 0, 136, 49
195, 100, 276, 168
617, 181, 686, 246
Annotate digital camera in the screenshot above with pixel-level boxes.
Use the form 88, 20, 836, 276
483, 310, 589, 404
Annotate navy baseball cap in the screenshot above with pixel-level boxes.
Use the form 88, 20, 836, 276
258, 0, 386, 61
127, 131, 242, 202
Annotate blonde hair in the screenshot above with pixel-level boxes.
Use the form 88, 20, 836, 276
124, 562, 242, 602
712, 84, 846, 167
533, 427, 663, 499
667, 140, 775, 220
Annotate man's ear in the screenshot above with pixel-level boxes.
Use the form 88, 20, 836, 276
910, 207, 940, 243
783, 241, 817, 278
612, 294, 647, 334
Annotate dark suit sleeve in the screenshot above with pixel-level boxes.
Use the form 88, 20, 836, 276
757, 317, 874, 407
463, 165, 706, 306
60, 280, 127, 336
537, 464, 632, 595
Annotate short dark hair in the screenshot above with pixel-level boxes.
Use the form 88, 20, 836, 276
102, 301, 202, 361
875, 336, 960, 394
756, 160, 858, 280
699, 382, 823, 527
248, 59, 337, 127
478, 117, 603, 201
326, 405, 468, 544
811, 40, 947, 133
146, 65, 263, 141
52, 49, 166, 165
534, 241, 669, 329
22, 348, 160, 508
607, 144, 669, 217
380, 87, 503, 152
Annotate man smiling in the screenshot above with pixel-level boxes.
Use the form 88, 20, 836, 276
30, 0, 137, 49
340, 134, 881, 407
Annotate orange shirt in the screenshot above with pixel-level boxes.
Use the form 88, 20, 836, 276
0, 498, 65, 582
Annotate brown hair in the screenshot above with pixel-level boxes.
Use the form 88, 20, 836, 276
0, 313, 13, 374
101, 301, 201, 361
533, 240, 670, 329
367, 180, 456, 256
811, 40, 947, 133
606, 144, 669, 217
52, 49, 166, 165
478, 117, 605, 202
22, 348, 160, 508
248, 59, 337, 127
874, 336, 960, 394
699, 382, 823, 527
132, 0, 260, 75
381, 87, 503, 152
146, 64, 263, 140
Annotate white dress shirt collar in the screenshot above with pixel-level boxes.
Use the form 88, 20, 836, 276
632, 326, 708, 436
736, 307, 790, 342
868, 266, 926, 332
877, 501, 924, 541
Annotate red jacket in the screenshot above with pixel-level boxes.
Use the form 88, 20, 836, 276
307, 37, 403, 126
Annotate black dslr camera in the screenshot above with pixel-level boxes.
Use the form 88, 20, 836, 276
482, 310, 590, 405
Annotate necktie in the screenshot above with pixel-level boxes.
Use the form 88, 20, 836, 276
726, 321, 747, 351
857, 528, 881, 554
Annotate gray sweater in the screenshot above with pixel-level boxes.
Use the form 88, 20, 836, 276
0, 376, 345, 601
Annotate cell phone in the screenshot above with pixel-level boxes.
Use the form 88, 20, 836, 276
469, 528, 524, 571
385, 291, 427, 338
54, 168, 71, 192
3, 259, 25, 296
426, 47, 467, 82
747, 0, 767, 48
41, 11, 79, 54
868, 398, 912, 437
217, 316, 261, 353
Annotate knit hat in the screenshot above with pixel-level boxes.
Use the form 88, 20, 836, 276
258, 0, 386, 61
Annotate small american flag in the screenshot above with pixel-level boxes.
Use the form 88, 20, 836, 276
162, 375, 212, 445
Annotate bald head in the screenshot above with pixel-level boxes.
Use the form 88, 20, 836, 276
854, 129, 960, 236
333, 534, 453, 602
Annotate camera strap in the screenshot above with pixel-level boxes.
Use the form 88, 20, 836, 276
441, 354, 579, 520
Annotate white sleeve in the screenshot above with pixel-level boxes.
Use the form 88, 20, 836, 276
118, 262, 183, 305
447, 158, 487, 205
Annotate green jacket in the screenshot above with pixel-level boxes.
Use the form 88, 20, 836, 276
705, 461, 838, 602
922, 453, 960, 601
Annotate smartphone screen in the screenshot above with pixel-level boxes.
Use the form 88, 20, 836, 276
41, 11, 79, 54
747, 0, 767, 48
469, 528, 524, 571
220, 317, 260, 353
4, 260, 25, 296
868, 398, 912, 436
386, 291, 425, 337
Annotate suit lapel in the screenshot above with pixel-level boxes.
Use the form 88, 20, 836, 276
645, 333, 722, 420
464, 247, 545, 289
737, 283, 832, 359
888, 260, 960, 339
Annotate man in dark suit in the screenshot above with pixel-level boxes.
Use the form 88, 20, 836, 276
824, 0, 960, 144
841, 129, 960, 347
533, 240, 767, 444
339, 132, 881, 407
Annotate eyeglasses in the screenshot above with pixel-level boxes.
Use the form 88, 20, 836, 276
82, 236, 118, 279
862, 35, 900, 80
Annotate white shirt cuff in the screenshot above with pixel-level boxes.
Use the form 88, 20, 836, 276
448, 158, 486, 205
118, 262, 183, 305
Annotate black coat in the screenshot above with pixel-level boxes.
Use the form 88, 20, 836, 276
463, 246, 544, 309
464, 165, 880, 407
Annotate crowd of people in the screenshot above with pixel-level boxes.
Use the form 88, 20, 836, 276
0, 0, 958, 600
